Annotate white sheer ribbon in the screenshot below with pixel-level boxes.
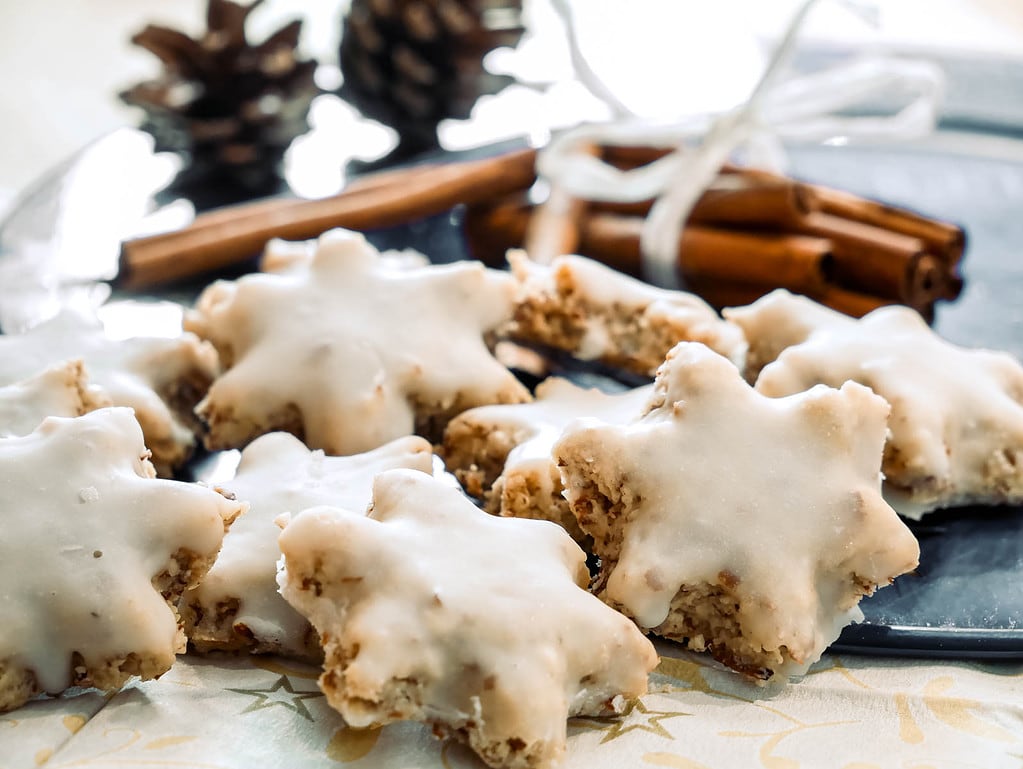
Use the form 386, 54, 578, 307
539, 0, 946, 288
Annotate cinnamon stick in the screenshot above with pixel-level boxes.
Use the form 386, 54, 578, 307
183, 162, 449, 230
590, 181, 819, 230
117, 148, 538, 289
601, 144, 964, 278
813, 185, 965, 284
679, 278, 772, 312
463, 195, 531, 267
723, 165, 965, 290
600, 144, 676, 169
465, 201, 834, 296
812, 284, 897, 319
580, 214, 834, 296
799, 212, 931, 303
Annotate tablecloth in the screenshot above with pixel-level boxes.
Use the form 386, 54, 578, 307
5, 644, 1022, 769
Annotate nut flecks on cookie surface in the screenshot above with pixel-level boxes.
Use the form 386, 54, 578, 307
0, 360, 110, 438
277, 469, 657, 769
187, 229, 530, 455
554, 343, 919, 682
507, 252, 747, 375
0, 408, 243, 713
182, 431, 434, 659
733, 289, 1023, 517
0, 309, 219, 475
443, 376, 652, 541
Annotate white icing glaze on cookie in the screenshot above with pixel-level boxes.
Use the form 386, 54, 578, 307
184, 431, 434, 657
0, 360, 110, 438
554, 343, 919, 680
261, 236, 429, 274
0, 309, 219, 474
735, 290, 1023, 517
508, 251, 748, 373
188, 228, 529, 455
723, 288, 846, 382
278, 469, 657, 769
498, 378, 651, 465
0, 408, 242, 710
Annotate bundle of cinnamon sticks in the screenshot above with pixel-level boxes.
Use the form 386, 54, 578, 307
464, 145, 964, 320
118, 144, 964, 320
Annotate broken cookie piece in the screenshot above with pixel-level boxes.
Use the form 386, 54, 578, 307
182, 431, 434, 659
506, 252, 747, 376
187, 229, 529, 455
443, 376, 651, 543
729, 289, 1023, 517
555, 342, 919, 682
0, 408, 243, 713
278, 469, 657, 769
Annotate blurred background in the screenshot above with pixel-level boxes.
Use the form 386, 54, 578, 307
1, 0, 1022, 212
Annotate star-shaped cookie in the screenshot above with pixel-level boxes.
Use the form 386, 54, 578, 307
186, 229, 530, 455
0, 309, 219, 475
728, 289, 1023, 517
0, 408, 242, 713
554, 342, 919, 682
182, 431, 434, 659
0, 360, 109, 438
277, 469, 658, 769
443, 376, 651, 542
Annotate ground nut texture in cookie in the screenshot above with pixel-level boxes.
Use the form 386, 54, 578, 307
442, 376, 651, 543
0, 408, 243, 713
277, 469, 657, 769
729, 289, 1023, 517
0, 309, 218, 475
182, 431, 434, 659
186, 229, 529, 455
554, 342, 919, 682
506, 252, 747, 376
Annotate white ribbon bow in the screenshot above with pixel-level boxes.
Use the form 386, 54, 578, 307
539, 0, 946, 288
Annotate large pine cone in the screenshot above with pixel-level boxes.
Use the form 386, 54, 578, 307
121, 0, 319, 191
340, 0, 524, 161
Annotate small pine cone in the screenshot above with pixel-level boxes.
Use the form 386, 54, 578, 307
340, 0, 524, 160
121, 0, 320, 191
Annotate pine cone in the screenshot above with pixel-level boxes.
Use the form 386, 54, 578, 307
121, 0, 319, 191
340, 0, 524, 161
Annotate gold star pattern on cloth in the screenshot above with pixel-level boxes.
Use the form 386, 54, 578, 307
727, 289, 1023, 518
0, 309, 218, 475
186, 229, 530, 455
181, 431, 434, 659
574, 698, 692, 744
277, 469, 658, 769
226, 675, 324, 721
0, 408, 243, 713
554, 342, 920, 683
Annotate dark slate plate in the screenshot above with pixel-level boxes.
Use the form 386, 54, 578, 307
1, 126, 1022, 660
784, 140, 1023, 657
